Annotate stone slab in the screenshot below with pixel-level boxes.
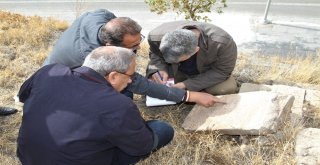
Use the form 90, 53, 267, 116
305, 89, 320, 108
304, 89, 320, 118
182, 91, 294, 135
295, 128, 320, 165
239, 83, 305, 118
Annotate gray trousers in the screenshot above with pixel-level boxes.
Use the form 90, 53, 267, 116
174, 71, 238, 95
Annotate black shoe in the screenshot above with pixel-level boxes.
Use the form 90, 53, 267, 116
0, 106, 18, 116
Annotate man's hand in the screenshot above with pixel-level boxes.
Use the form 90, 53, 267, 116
171, 82, 186, 89
188, 91, 226, 107
151, 71, 168, 84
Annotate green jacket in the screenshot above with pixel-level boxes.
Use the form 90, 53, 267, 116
146, 21, 237, 91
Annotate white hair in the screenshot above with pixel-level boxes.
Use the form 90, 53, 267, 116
160, 29, 198, 63
83, 46, 136, 76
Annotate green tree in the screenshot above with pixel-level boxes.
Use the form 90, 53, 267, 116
144, 0, 227, 22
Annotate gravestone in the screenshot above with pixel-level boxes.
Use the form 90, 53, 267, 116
239, 83, 306, 117
239, 83, 305, 121
182, 91, 294, 135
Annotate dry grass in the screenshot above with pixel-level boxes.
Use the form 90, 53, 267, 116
0, 11, 319, 165
233, 52, 320, 86
0, 11, 68, 91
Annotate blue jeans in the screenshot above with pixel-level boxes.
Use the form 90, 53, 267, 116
111, 120, 174, 165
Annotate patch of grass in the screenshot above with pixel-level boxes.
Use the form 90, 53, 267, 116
0, 11, 68, 90
233, 52, 320, 85
0, 12, 68, 48
0, 10, 319, 165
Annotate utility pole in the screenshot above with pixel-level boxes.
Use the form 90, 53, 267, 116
261, 0, 272, 24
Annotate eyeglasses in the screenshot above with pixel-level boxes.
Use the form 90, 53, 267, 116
129, 34, 145, 51
140, 34, 145, 42
107, 34, 145, 51
118, 72, 135, 80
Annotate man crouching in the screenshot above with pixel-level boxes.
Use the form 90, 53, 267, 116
17, 46, 173, 165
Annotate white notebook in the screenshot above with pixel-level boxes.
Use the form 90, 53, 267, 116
146, 79, 177, 107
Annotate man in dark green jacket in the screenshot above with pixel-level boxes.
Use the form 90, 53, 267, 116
146, 21, 238, 95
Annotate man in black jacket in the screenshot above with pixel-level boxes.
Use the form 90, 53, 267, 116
18, 46, 174, 165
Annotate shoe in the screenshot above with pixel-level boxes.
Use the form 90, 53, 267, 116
0, 106, 18, 116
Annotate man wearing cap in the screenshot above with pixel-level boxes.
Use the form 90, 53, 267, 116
146, 21, 238, 95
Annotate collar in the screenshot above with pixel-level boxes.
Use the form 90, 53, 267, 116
73, 66, 109, 85
182, 25, 208, 49
97, 25, 106, 46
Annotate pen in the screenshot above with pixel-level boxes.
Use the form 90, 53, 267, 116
156, 71, 163, 81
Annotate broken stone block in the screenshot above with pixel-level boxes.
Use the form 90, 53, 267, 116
295, 128, 320, 165
182, 91, 294, 135
240, 83, 305, 120
305, 90, 320, 107
256, 131, 285, 146
304, 89, 320, 116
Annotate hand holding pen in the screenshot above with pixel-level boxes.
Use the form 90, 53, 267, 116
151, 70, 168, 84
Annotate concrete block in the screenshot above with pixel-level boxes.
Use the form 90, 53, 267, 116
295, 128, 320, 165
240, 83, 305, 118
305, 89, 320, 108
182, 91, 294, 135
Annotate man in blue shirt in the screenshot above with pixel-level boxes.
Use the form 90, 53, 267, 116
17, 46, 174, 165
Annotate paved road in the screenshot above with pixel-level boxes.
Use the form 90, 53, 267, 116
1, 0, 319, 56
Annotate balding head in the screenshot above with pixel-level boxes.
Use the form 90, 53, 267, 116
98, 17, 142, 46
